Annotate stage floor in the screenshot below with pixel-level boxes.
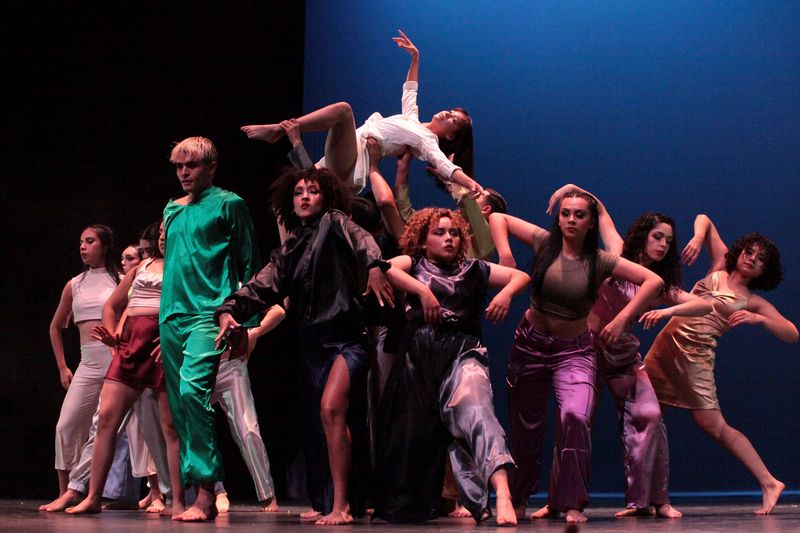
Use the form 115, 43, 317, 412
3, 497, 799, 532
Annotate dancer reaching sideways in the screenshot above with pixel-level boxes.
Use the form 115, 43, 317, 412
215, 166, 394, 525
644, 214, 797, 515
372, 208, 529, 526
241, 30, 482, 197
489, 191, 664, 523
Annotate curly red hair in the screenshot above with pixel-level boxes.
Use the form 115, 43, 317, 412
399, 207, 472, 263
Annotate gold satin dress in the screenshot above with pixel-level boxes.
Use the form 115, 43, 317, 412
643, 272, 749, 409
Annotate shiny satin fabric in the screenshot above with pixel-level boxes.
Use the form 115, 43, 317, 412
507, 316, 596, 513
596, 358, 670, 508
213, 357, 276, 502
644, 272, 748, 409
373, 326, 514, 523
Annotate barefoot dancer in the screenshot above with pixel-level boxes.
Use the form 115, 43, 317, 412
644, 215, 798, 515
40, 225, 123, 511
65, 224, 183, 517
160, 137, 261, 522
215, 166, 394, 525
373, 208, 529, 526
241, 31, 482, 196
532, 186, 713, 519
489, 192, 664, 524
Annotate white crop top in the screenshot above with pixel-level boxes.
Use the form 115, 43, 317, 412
71, 268, 117, 323
128, 259, 162, 309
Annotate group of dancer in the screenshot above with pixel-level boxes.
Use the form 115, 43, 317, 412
44, 31, 796, 525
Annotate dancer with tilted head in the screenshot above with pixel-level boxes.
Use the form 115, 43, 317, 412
644, 214, 797, 515
241, 31, 482, 197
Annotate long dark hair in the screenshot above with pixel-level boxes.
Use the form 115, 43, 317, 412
531, 191, 600, 300
270, 166, 353, 231
622, 212, 681, 294
83, 224, 121, 285
138, 221, 162, 259
437, 107, 474, 177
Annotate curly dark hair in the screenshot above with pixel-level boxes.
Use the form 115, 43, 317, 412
269, 166, 353, 231
532, 191, 601, 300
622, 212, 682, 294
725, 233, 782, 291
399, 207, 471, 263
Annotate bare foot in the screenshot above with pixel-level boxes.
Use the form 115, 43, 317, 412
259, 497, 279, 512
161, 502, 185, 518
615, 506, 655, 517
315, 510, 353, 525
65, 497, 102, 515
530, 504, 559, 519
300, 510, 321, 521
38, 489, 83, 512
145, 497, 165, 514
174, 504, 218, 522
241, 124, 284, 143
138, 492, 154, 510
495, 494, 518, 526
448, 505, 472, 518
565, 509, 588, 523
216, 491, 230, 514
656, 503, 682, 518
755, 480, 785, 515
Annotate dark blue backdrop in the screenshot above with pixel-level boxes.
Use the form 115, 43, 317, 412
302, 1, 799, 496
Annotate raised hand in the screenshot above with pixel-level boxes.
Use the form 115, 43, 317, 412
392, 30, 418, 57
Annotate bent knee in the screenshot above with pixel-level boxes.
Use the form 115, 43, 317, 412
331, 101, 353, 120
319, 404, 346, 428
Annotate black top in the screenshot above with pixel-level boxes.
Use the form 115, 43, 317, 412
215, 210, 384, 349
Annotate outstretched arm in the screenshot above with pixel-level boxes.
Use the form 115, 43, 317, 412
682, 214, 727, 271
547, 183, 623, 254
393, 30, 419, 82
639, 289, 713, 330
730, 294, 799, 343
485, 263, 531, 323
488, 212, 547, 267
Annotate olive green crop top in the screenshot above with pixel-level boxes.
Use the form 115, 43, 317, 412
529, 226, 619, 321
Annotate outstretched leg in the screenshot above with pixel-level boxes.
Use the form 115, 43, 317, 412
315, 356, 353, 526
691, 409, 784, 514
66, 381, 139, 514
242, 102, 358, 181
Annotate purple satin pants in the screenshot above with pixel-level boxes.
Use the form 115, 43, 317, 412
507, 314, 596, 512
596, 356, 670, 508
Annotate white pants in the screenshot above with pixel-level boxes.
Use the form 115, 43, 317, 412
213, 357, 275, 502
54, 341, 112, 470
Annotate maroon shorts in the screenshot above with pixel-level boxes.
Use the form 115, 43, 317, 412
106, 314, 164, 390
